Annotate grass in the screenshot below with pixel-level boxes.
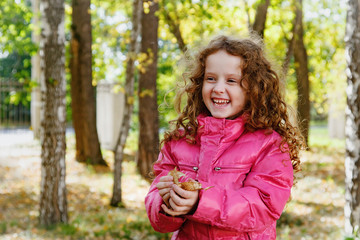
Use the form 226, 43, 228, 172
309, 125, 345, 150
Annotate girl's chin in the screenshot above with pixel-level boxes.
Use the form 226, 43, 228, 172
209, 111, 243, 119
210, 112, 231, 119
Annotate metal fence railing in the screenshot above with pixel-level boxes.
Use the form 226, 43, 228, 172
0, 79, 31, 128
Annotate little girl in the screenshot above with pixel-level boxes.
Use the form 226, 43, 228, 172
145, 35, 304, 239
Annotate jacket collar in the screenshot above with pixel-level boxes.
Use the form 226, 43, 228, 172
196, 114, 247, 143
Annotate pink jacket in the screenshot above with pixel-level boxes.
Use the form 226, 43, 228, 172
145, 115, 293, 239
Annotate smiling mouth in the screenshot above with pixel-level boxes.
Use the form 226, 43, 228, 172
212, 98, 230, 106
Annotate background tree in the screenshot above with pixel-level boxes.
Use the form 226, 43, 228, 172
252, 0, 270, 38
39, 0, 68, 226
70, 0, 106, 166
344, 0, 360, 235
31, 0, 41, 139
280, 5, 297, 83
111, 0, 142, 207
159, 0, 187, 53
137, 0, 159, 182
293, 0, 310, 145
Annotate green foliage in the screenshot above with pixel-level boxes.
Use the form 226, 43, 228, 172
91, 0, 132, 84
0, 0, 36, 124
0, 0, 37, 55
303, 0, 347, 120
0, 53, 32, 108
0, 0, 349, 139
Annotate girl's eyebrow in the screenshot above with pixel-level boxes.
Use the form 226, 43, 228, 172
227, 73, 240, 78
204, 70, 215, 74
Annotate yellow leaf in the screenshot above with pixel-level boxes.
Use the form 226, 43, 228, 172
139, 89, 154, 98
126, 216, 133, 223
143, 1, 150, 14
127, 96, 135, 105
113, 85, 125, 94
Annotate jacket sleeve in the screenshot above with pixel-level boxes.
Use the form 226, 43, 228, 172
186, 134, 294, 232
145, 141, 186, 233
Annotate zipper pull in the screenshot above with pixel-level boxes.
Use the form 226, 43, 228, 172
193, 166, 199, 171
214, 167, 221, 171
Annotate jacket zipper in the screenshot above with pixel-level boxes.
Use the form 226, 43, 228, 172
213, 166, 246, 171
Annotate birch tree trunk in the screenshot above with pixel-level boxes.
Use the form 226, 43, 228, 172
31, 0, 41, 139
344, 0, 360, 235
137, 0, 159, 182
39, 0, 68, 225
293, 0, 310, 145
111, 0, 142, 207
70, 0, 107, 166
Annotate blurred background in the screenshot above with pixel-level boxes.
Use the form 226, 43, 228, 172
0, 0, 356, 239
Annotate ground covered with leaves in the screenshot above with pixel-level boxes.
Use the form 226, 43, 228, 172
0, 127, 347, 239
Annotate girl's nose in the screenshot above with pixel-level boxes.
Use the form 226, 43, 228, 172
213, 82, 225, 94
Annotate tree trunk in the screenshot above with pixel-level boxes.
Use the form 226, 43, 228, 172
70, 0, 107, 166
280, 9, 299, 84
344, 0, 360, 235
252, 0, 270, 38
293, 0, 310, 145
39, 0, 68, 226
70, 29, 85, 162
111, 0, 142, 207
137, 0, 159, 182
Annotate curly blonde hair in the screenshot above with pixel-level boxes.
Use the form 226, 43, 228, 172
163, 35, 305, 172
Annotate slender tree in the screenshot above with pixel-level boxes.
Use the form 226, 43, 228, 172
137, 0, 159, 182
111, 0, 142, 207
344, 0, 360, 235
293, 0, 310, 145
31, 0, 41, 139
70, 0, 107, 166
252, 0, 270, 38
160, 0, 187, 53
39, 0, 68, 225
280, 1, 298, 83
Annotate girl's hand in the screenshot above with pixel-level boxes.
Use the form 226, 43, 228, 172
161, 183, 199, 216
156, 175, 173, 207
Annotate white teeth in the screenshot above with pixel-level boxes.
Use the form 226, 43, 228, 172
213, 99, 230, 104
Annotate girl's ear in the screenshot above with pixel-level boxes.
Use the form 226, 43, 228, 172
240, 77, 249, 91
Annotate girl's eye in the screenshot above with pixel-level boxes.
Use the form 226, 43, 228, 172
228, 79, 237, 83
206, 77, 215, 81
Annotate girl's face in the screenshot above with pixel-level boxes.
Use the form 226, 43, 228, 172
202, 50, 247, 119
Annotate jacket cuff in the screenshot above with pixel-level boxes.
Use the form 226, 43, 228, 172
150, 196, 186, 233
